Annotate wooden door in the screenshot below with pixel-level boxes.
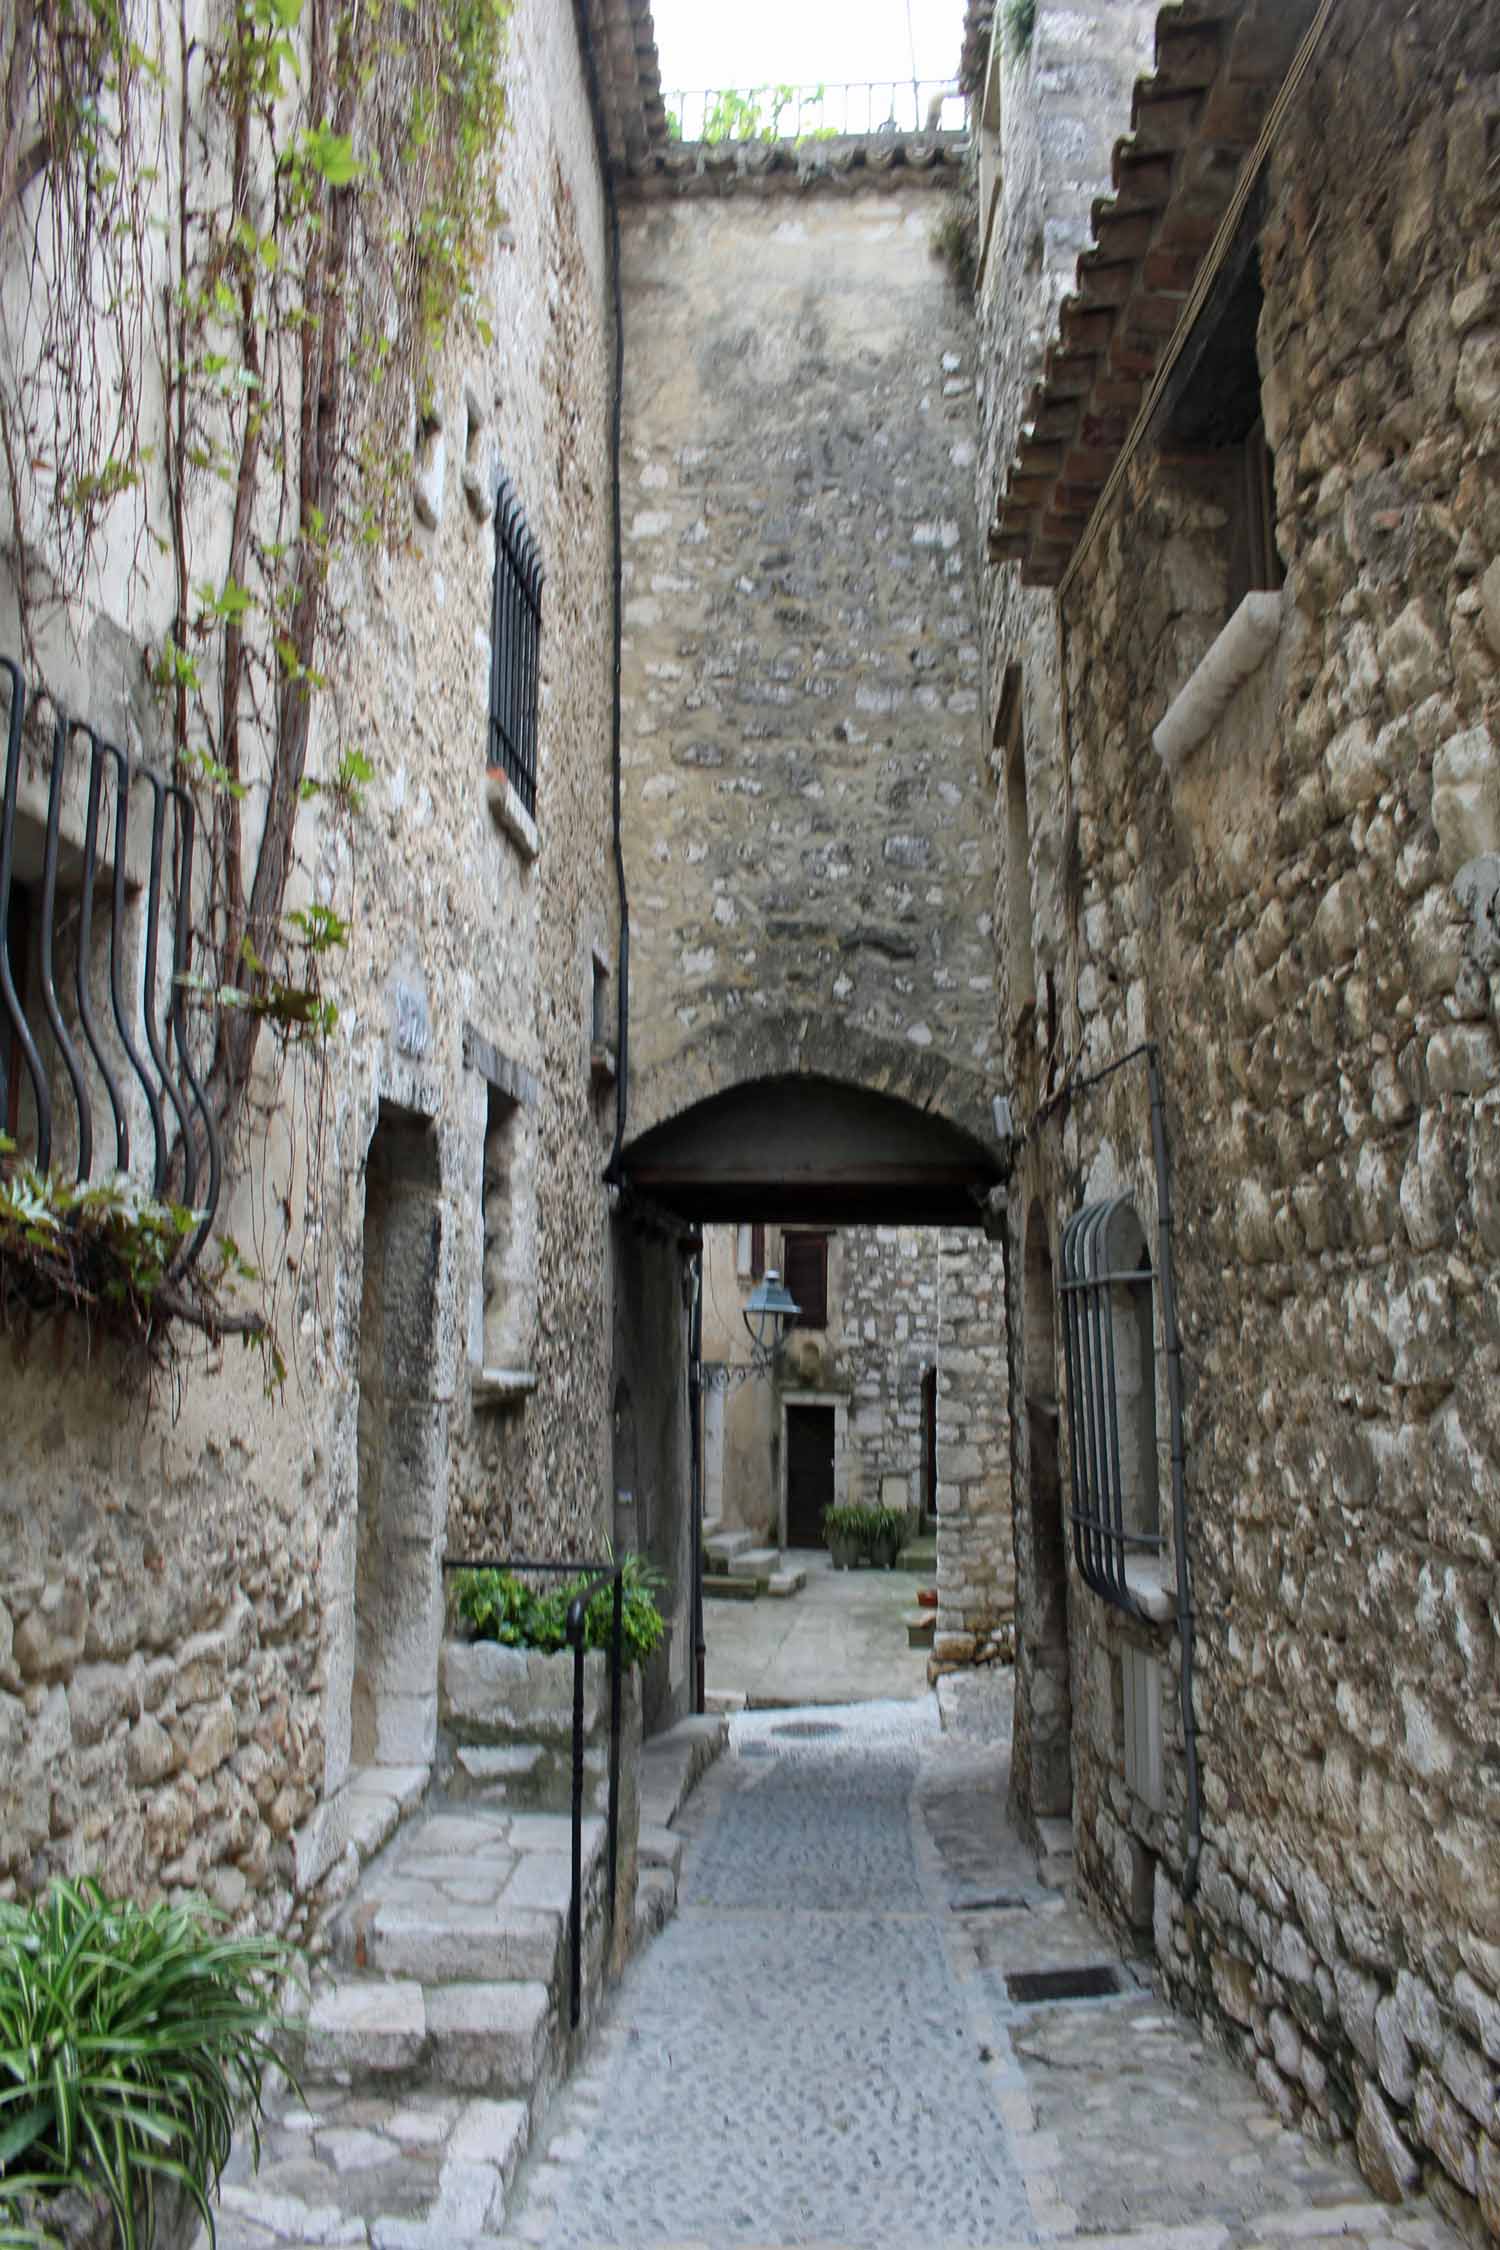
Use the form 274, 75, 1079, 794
785, 1403, 835, 1548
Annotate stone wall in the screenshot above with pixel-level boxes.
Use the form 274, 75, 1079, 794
991, 0, 1500, 2226
968, 0, 1156, 1750
0, 0, 644, 1917
614, 180, 1000, 1146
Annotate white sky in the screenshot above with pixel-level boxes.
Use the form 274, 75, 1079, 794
648, 0, 968, 92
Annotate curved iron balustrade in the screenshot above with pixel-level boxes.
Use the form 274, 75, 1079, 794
0, 654, 222, 1274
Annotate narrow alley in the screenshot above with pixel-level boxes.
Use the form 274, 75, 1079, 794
497, 1699, 1462, 2250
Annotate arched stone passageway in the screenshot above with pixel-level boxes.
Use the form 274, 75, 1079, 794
621, 1066, 1008, 1228
623, 1062, 1015, 1677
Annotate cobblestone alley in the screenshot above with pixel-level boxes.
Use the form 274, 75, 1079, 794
492, 1692, 1460, 2250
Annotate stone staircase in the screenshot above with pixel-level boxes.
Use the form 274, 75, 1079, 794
300, 1642, 636, 2124
702, 1522, 806, 1600
198, 1685, 727, 2250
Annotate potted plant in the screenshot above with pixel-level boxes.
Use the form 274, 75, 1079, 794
867, 1503, 908, 1570
821, 1504, 868, 1570
0, 1878, 292, 2250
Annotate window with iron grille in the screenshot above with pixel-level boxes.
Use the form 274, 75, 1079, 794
487, 473, 543, 819
1059, 1198, 1165, 1620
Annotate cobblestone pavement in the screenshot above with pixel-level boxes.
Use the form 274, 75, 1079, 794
501, 1693, 1461, 2250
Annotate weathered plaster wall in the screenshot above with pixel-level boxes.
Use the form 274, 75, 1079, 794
999, 2, 1500, 2226
615, 183, 999, 1145
0, 0, 627, 1916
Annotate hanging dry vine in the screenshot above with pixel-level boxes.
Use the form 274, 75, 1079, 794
0, 0, 513, 1376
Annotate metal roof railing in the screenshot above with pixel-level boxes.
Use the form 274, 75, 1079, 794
662, 79, 969, 145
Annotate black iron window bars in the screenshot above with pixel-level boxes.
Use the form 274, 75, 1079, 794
487, 473, 543, 820
1059, 1196, 1165, 1620
0, 654, 221, 1268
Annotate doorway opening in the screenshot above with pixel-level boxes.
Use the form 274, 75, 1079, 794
351, 1103, 447, 1771
784, 1400, 836, 1548
1024, 1199, 1072, 1821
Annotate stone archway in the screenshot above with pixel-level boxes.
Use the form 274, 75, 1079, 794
621, 1066, 1008, 1227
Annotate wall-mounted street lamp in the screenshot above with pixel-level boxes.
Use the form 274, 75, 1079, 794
742, 1266, 800, 1372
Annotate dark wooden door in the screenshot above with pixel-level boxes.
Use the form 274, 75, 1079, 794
785, 1404, 835, 1548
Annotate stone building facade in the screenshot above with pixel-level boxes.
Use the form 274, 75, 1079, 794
700, 1221, 1011, 1664
0, 0, 694, 1918
974, 0, 1500, 2228
613, 162, 1001, 1148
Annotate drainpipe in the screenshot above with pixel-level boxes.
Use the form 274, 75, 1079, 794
574, 5, 631, 1184
1147, 1044, 1202, 1900
688, 1245, 705, 1715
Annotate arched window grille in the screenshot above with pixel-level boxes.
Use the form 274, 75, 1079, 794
1059, 1197, 1164, 1618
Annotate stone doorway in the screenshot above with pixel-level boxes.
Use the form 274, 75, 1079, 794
784, 1402, 835, 1547
1024, 1201, 1071, 1820
350, 1103, 448, 1770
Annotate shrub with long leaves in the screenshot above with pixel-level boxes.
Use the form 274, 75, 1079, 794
0, 1881, 293, 2250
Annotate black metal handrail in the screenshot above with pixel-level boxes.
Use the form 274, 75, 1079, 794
0, 655, 222, 1268
443, 1556, 623, 2030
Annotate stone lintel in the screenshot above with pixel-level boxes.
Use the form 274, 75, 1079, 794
462, 1023, 539, 1109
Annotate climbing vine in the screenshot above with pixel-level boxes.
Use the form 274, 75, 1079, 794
0, 0, 512, 1371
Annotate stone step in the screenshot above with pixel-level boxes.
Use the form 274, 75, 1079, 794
704, 1572, 759, 1600
637, 1822, 684, 1884
905, 1609, 937, 1649
728, 1545, 781, 1579
703, 1528, 754, 1568
765, 1566, 806, 1598
425, 1979, 553, 2096
638, 1713, 728, 1832
361, 1899, 564, 1989
303, 1973, 553, 2100
894, 1536, 938, 1573
304, 1978, 427, 2080
634, 1865, 677, 1947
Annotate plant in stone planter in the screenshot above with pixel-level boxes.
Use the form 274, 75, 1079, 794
0, 1880, 292, 2250
821, 1504, 870, 1570
454, 1553, 667, 1669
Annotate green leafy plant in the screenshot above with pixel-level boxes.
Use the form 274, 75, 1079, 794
821, 1504, 908, 1562
0, 1139, 278, 1382
1004, 0, 1037, 60
0, 1880, 294, 2250
670, 83, 836, 145
931, 201, 977, 293
454, 1555, 667, 1671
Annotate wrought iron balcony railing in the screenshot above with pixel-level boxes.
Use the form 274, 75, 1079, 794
662, 79, 969, 146
0, 654, 221, 1274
